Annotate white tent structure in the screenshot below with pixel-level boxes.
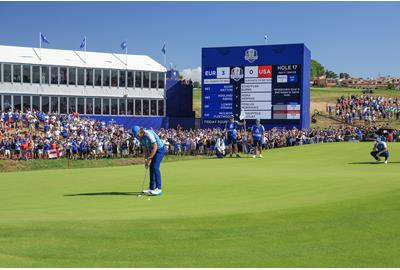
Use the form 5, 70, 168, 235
0, 44, 166, 116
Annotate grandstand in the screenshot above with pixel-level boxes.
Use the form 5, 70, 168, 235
0, 44, 170, 127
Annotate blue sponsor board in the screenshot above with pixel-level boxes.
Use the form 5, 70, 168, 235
202, 44, 310, 129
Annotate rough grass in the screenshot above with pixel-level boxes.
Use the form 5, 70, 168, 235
0, 155, 209, 173
1, 143, 400, 267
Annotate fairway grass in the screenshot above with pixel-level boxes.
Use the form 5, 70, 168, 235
1, 143, 400, 267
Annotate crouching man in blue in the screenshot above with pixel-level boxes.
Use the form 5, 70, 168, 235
132, 126, 165, 195
370, 136, 389, 164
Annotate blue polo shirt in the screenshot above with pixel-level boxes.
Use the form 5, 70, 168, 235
138, 130, 164, 152
225, 121, 238, 137
252, 124, 265, 140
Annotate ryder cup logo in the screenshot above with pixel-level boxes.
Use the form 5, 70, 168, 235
244, 48, 258, 63
230, 67, 243, 82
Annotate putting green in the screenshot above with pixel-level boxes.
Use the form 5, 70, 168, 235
0, 142, 400, 267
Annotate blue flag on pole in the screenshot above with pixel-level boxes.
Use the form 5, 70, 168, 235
41, 33, 50, 44
161, 43, 166, 54
80, 37, 86, 49
120, 41, 127, 50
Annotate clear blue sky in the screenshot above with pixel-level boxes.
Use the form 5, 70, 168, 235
0, 1, 399, 78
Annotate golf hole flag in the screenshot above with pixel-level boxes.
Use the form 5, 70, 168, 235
239, 110, 246, 120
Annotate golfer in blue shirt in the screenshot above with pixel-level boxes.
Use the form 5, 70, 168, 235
251, 119, 265, 158
225, 115, 245, 158
132, 126, 165, 195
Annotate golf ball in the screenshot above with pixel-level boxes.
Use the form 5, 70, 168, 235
147, 198, 151, 201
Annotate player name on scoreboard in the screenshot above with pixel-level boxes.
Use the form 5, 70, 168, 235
203, 66, 273, 119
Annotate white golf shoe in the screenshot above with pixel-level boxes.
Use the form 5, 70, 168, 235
150, 188, 163, 196
384, 160, 388, 164
259, 154, 263, 158
252, 155, 256, 158
143, 189, 152, 195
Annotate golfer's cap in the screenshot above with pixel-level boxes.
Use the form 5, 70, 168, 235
132, 125, 141, 137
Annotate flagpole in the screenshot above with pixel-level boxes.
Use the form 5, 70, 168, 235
39, 32, 42, 61
84, 36, 87, 64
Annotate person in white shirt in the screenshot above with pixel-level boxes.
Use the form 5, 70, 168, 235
215, 133, 226, 159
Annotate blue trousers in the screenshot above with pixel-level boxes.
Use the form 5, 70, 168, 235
149, 148, 165, 190
371, 150, 389, 161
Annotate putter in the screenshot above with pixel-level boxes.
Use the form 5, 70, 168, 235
139, 165, 149, 196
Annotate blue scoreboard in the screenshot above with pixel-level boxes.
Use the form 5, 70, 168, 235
201, 44, 311, 130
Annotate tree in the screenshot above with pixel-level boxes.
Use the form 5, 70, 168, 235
339, 72, 351, 79
311, 60, 325, 79
193, 81, 201, 88
325, 70, 338, 79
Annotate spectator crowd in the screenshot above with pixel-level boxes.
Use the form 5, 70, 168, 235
1, 109, 399, 161
327, 95, 400, 124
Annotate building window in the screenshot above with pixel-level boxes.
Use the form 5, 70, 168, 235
151, 72, 157, 88
143, 99, 149, 115
41, 66, 49, 84
51, 96, 59, 113
0, 64, 2, 83
69, 67, 76, 85
127, 71, 133, 87
68, 97, 76, 113
135, 71, 142, 88
23, 65, 31, 83
60, 97, 67, 114
111, 70, 118, 87
158, 72, 165, 88
158, 100, 164, 116
4, 64, 11, 82
143, 72, 149, 88
127, 99, 134, 115
23, 96, 30, 112
111, 98, 118, 115
103, 70, 110, 87
32, 66, 40, 84
94, 69, 101, 86
13, 64, 21, 83
14, 95, 22, 112
94, 98, 101, 114
42, 96, 50, 113
32, 96, 40, 111
77, 68, 84, 85
119, 70, 126, 88
135, 100, 142, 115
77, 98, 85, 114
119, 99, 126, 115
51, 66, 58, 85
150, 100, 157, 115
4, 95, 11, 112
86, 98, 93, 114
103, 98, 110, 115
86, 69, 93, 86
60, 67, 67, 85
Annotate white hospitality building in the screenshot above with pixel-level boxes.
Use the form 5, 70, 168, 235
0, 44, 167, 117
